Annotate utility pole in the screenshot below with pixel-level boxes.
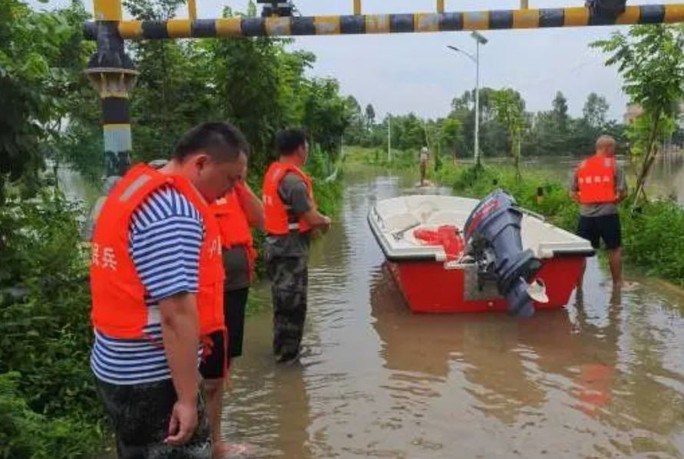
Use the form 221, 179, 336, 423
474, 37, 481, 168
388, 115, 392, 163
447, 30, 488, 169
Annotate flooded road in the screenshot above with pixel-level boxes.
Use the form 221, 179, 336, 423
221, 168, 684, 458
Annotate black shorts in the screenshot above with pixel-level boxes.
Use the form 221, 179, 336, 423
199, 329, 227, 380
225, 287, 249, 359
95, 378, 211, 458
198, 287, 249, 379
577, 214, 621, 250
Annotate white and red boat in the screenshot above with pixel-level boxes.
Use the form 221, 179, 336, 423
368, 191, 594, 316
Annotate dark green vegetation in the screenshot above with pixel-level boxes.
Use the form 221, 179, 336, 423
344, 89, 631, 165
4, 0, 684, 455
1, 0, 347, 457
592, 24, 684, 207
0, 193, 103, 459
1, 2, 106, 457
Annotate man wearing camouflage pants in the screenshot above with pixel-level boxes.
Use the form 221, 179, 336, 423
262, 129, 331, 363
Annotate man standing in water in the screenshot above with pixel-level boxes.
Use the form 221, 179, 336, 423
90, 122, 249, 458
570, 135, 628, 287
263, 129, 331, 363
202, 167, 263, 457
419, 146, 430, 187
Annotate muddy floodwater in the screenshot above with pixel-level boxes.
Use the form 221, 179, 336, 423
217, 167, 684, 458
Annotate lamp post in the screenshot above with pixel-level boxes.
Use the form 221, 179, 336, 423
447, 31, 488, 168
387, 114, 391, 162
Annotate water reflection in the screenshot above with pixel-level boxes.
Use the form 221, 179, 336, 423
219, 167, 684, 459
368, 249, 684, 456
647, 150, 684, 203
56, 165, 99, 207
220, 309, 313, 458
370, 264, 567, 426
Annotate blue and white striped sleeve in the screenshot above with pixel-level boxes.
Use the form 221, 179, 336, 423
129, 187, 204, 303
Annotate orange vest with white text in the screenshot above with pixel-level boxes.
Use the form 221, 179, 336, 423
211, 187, 257, 280
90, 163, 225, 339
262, 162, 316, 235
577, 154, 617, 204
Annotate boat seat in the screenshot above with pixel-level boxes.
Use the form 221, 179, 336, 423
405, 200, 438, 223
383, 213, 420, 232
424, 211, 468, 227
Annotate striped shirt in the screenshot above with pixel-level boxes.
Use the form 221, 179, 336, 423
91, 186, 205, 385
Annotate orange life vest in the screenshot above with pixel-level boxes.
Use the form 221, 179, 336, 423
577, 154, 617, 204
262, 162, 316, 235
90, 163, 225, 340
211, 186, 257, 281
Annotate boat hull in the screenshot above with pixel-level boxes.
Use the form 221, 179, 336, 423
368, 194, 593, 314
386, 256, 585, 314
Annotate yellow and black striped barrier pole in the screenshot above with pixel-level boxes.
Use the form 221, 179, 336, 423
189, 0, 197, 21
85, 0, 137, 179
354, 0, 362, 15
84, 4, 684, 40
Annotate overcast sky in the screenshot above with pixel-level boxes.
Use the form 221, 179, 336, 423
29, 0, 679, 121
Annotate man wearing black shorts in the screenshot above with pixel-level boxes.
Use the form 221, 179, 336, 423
570, 135, 628, 287
201, 171, 263, 458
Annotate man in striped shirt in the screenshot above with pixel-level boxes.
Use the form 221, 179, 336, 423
90, 122, 249, 458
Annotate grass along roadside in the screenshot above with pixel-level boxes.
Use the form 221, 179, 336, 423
0, 193, 108, 458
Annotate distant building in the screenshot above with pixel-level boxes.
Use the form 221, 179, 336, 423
623, 103, 643, 125
624, 102, 684, 129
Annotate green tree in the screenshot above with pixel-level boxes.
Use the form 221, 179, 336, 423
492, 88, 526, 180
365, 104, 376, 130
123, 0, 184, 19
123, 0, 217, 161
0, 3, 114, 455
552, 91, 570, 134
440, 117, 464, 160
448, 88, 508, 159
119, 0, 352, 173
583, 92, 610, 129
52, 2, 105, 183
301, 77, 351, 165
210, 35, 290, 169
344, 96, 365, 146
0, 0, 77, 202
592, 25, 684, 204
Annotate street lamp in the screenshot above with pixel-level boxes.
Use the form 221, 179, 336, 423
447, 31, 488, 168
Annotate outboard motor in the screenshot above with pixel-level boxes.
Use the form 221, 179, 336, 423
463, 189, 545, 318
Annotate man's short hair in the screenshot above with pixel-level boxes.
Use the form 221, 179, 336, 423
596, 135, 616, 152
172, 122, 249, 163
276, 128, 307, 156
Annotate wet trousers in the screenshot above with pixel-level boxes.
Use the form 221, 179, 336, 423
95, 377, 211, 459
267, 255, 309, 362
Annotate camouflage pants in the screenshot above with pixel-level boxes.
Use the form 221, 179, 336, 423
95, 378, 212, 459
267, 256, 309, 361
